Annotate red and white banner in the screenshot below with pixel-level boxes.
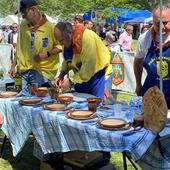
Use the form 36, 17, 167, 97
111, 52, 147, 93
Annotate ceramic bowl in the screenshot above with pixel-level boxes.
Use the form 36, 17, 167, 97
56, 96, 73, 105
37, 87, 48, 97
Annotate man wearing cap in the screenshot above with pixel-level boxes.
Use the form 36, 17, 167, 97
9, 0, 62, 95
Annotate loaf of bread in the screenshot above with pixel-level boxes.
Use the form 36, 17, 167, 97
142, 86, 168, 133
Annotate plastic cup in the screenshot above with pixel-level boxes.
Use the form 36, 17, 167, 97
113, 103, 122, 118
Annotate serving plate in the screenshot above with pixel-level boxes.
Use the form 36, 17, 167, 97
43, 103, 67, 111
0, 91, 18, 98
67, 110, 96, 120
97, 118, 127, 128
97, 120, 131, 131
19, 98, 42, 106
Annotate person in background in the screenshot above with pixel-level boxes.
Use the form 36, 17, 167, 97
84, 20, 94, 30
2, 26, 8, 43
73, 15, 84, 25
118, 24, 133, 52
99, 23, 106, 40
134, 4, 170, 109
105, 26, 117, 51
140, 25, 151, 34
0, 28, 4, 43
9, 0, 62, 96
8, 23, 18, 49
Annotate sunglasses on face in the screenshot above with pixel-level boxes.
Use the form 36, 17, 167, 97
21, 7, 32, 18
21, 10, 28, 18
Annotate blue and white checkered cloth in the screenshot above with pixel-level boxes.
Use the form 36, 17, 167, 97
0, 97, 32, 156
137, 134, 170, 169
0, 95, 157, 163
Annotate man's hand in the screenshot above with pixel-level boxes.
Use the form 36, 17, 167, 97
53, 78, 70, 92
9, 65, 17, 78
53, 77, 63, 87
34, 52, 48, 62
59, 79, 70, 92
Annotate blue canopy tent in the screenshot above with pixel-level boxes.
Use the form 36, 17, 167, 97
83, 10, 92, 21
123, 17, 153, 24
115, 9, 152, 23
84, 9, 152, 23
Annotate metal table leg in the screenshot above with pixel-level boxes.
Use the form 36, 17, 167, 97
0, 135, 7, 158
123, 151, 138, 170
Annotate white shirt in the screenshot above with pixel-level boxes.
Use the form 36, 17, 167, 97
13, 33, 18, 44
135, 29, 170, 58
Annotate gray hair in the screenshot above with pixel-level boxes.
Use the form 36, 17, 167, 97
125, 24, 133, 31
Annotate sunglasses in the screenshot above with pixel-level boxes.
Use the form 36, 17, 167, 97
21, 7, 31, 18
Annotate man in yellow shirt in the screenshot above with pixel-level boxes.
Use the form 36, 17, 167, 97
54, 21, 112, 164
9, 0, 62, 95
54, 22, 112, 100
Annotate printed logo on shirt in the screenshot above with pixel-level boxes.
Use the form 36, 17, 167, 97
41, 37, 49, 48
157, 60, 168, 79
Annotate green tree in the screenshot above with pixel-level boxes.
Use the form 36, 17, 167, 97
1, 0, 170, 20
0, 0, 18, 16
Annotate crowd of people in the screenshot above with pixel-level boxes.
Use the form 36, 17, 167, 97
0, 23, 18, 48
1, 0, 170, 169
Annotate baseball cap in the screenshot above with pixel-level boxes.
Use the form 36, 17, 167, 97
15, 0, 37, 14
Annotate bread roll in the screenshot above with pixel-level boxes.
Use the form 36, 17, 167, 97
142, 86, 168, 133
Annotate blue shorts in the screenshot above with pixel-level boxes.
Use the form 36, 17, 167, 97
74, 69, 105, 99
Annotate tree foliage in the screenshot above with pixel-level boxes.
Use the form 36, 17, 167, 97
1, 0, 170, 20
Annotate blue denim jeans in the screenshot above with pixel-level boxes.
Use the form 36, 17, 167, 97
20, 69, 52, 96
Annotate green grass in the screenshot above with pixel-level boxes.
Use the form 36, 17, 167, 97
0, 137, 141, 170
131, 40, 138, 52
0, 136, 40, 170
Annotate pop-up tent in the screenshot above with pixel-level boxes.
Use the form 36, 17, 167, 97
1, 15, 18, 26
45, 14, 59, 24
115, 9, 152, 23
124, 17, 153, 24
84, 9, 152, 23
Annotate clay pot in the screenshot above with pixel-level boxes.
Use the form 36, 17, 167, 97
37, 87, 48, 97
56, 96, 73, 105
87, 98, 102, 112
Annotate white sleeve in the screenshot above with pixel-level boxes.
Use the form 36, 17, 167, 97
135, 30, 152, 58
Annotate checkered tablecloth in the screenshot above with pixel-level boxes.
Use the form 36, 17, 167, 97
0, 97, 32, 156
0, 95, 157, 162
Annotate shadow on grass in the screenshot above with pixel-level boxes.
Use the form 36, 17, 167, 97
0, 135, 40, 170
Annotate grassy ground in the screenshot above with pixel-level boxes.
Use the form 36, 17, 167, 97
0, 137, 140, 170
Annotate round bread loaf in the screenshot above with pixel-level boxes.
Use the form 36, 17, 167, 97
142, 86, 168, 133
